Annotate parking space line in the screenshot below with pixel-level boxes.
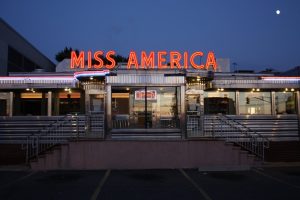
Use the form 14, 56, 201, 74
90, 169, 111, 200
179, 169, 213, 200
0, 171, 36, 189
253, 168, 300, 189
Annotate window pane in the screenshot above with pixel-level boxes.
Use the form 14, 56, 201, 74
111, 86, 180, 129
239, 92, 271, 115
59, 92, 81, 115
90, 94, 104, 112
275, 92, 296, 114
204, 91, 236, 114
148, 87, 180, 128
112, 87, 143, 128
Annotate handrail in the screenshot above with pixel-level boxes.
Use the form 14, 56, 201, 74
0, 114, 86, 163
221, 115, 270, 147
25, 114, 82, 163
206, 114, 270, 161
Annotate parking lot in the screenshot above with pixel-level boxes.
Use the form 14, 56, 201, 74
0, 167, 299, 200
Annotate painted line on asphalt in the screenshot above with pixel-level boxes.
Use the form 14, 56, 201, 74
179, 169, 213, 200
253, 168, 300, 189
90, 169, 111, 200
0, 171, 37, 189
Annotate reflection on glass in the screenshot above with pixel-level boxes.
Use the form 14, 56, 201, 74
204, 91, 236, 114
239, 92, 271, 115
147, 87, 180, 128
111, 86, 180, 129
186, 94, 200, 114
59, 92, 81, 115
90, 94, 104, 112
275, 92, 296, 114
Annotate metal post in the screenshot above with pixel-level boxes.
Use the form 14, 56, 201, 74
199, 90, 204, 136
271, 91, 276, 116
296, 91, 300, 135
144, 86, 147, 128
106, 85, 112, 130
85, 90, 90, 115
9, 91, 13, 117
180, 85, 186, 138
235, 90, 239, 115
76, 115, 79, 138
47, 91, 52, 116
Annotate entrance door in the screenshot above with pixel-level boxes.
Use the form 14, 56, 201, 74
89, 94, 105, 137
186, 93, 204, 136
90, 94, 104, 112
111, 86, 181, 129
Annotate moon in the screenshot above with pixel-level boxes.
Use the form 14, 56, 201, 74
276, 10, 281, 15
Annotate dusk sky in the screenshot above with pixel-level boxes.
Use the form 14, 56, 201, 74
1, 0, 300, 71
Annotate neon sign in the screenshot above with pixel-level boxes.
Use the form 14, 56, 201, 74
70, 51, 217, 71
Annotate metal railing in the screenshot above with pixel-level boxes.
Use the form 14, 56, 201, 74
0, 113, 106, 163
87, 111, 105, 137
23, 114, 82, 163
205, 114, 270, 161
187, 115, 204, 137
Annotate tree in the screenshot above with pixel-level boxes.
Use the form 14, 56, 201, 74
55, 47, 79, 62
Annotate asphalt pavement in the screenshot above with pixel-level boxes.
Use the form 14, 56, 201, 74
0, 167, 299, 200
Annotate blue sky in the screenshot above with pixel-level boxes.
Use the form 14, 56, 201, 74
1, 0, 300, 71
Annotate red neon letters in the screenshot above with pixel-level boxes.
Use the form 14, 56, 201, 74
70, 50, 217, 71
70, 50, 116, 69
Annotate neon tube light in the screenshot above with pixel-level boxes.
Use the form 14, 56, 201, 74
262, 76, 300, 81
74, 70, 110, 79
0, 76, 75, 81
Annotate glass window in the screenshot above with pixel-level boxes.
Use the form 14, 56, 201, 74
23, 57, 35, 72
239, 92, 271, 115
204, 91, 236, 114
148, 87, 181, 128
275, 92, 297, 114
111, 86, 180, 129
59, 92, 81, 115
0, 93, 9, 116
8, 46, 24, 72
18, 92, 47, 116
90, 94, 104, 112
112, 87, 144, 128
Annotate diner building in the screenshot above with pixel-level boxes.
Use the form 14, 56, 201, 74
0, 60, 299, 141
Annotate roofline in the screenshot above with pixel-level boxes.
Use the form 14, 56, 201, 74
0, 17, 55, 69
